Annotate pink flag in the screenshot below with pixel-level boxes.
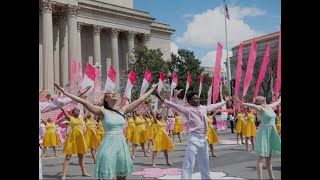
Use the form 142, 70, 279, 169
104, 66, 117, 92
274, 26, 281, 96
234, 43, 243, 98
198, 73, 204, 97
252, 44, 271, 103
82, 63, 96, 95
139, 69, 152, 97
212, 42, 223, 104
170, 71, 178, 101
157, 72, 166, 93
94, 67, 101, 100
241, 39, 257, 102
70, 59, 77, 93
77, 62, 83, 92
183, 73, 192, 103
124, 70, 137, 100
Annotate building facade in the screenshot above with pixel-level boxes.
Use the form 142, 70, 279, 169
229, 32, 280, 102
39, 0, 175, 92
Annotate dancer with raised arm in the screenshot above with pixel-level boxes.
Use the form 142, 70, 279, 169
54, 82, 158, 180
234, 96, 281, 180
41, 118, 61, 158
153, 90, 231, 179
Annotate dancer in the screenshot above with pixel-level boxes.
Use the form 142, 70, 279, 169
143, 110, 154, 153
54, 82, 157, 180
149, 107, 174, 167
244, 107, 256, 151
207, 111, 219, 157
96, 115, 104, 145
41, 118, 61, 158
235, 108, 246, 144
60, 107, 90, 179
172, 111, 183, 142
234, 96, 281, 180
131, 111, 150, 159
154, 90, 231, 179
125, 113, 135, 145
275, 108, 281, 136
84, 111, 100, 164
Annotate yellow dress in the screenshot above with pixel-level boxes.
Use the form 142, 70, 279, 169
132, 116, 149, 144
173, 115, 183, 133
153, 120, 175, 151
42, 122, 61, 147
84, 119, 100, 148
244, 113, 256, 137
146, 117, 155, 140
236, 113, 246, 134
207, 116, 219, 144
96, 120, 104, 145
125, 117, 135, 140
63, 117, 87, 155
152, 119, 158, 140
276, 113, 281, 135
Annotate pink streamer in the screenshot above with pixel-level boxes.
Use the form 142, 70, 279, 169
70, 59, 77, 93
234, 43, 243, 98
212, 42, 223, 103
252, 44, 271, 103
77, 62, 83, 92
274, 26, 281, 95
241, 39, 257, 102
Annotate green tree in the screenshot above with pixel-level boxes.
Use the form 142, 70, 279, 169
128, 46, 170, 101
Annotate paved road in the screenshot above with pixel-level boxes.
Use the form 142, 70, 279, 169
42, 130, 281, 179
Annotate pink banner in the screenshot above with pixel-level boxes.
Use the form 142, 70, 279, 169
77, 62, 83, 92
212, 42, 223, 103
70, 59, 77, 93
216, 122, 227, 131
94, 67, 101, 101
241, 39, 257, 102
274, 26, 281, 95
234, 43, 243, 98
252, 44, 271, 103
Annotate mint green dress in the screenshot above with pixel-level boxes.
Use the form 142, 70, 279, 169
254, 107, 281, 157
94, 109, 134, 179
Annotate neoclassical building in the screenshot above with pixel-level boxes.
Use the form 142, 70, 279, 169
39, 0, 175, 91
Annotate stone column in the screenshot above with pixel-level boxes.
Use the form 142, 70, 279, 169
59, 10, 69, 86
111, 28, 120, 90
53, 13, 60, 85
67, 4, 79, 80
41, 0, 54, 90
93, 25, 102, 67
39, 10, 43, 89
127, 31, 136, 65
77, 22, 84, 70
143, 34, 151, 49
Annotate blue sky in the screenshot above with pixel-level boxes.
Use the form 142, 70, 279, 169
134, 0, 281, 70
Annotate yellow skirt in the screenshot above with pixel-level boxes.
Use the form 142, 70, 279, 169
42, 130, 61, 147
153, 129, 175, 151
132, 125, 149, 144
276, 121, 281, 135
152, 124, 158, 140
147, 124, 154, 140
125, 125, 135, 140
236, 119, 246, 134
84, 128, 100, 148
207, 125, 219, 144
244, 120, 256, 137
173, 120, 183, 133
63, 128, 87, 155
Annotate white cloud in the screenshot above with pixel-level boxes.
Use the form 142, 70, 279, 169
176, 5, 265, 48
170, 42, 179, 56
200, 48, 233, 73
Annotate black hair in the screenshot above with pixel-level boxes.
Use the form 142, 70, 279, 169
104, 100, 125, 118
71, 108, 80, 114
186, 91, 197, 102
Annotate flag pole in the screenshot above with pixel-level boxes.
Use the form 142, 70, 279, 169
224, 0, 232, 95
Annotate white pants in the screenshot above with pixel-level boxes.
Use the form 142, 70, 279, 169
39, 146, 43, 179
181, 133, 210, 179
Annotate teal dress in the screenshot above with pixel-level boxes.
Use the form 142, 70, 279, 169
254, 107, 281, 157
94, 109, 135, 179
